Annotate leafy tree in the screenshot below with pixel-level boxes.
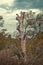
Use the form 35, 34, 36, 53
16, 10, 40, 61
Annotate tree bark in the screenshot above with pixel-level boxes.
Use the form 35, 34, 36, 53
21, 38, 26, 62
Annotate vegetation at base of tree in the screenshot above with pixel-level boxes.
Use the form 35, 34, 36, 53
0, 32, 43, 65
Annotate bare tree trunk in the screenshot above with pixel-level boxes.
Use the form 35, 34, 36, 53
21, 38, 26, 62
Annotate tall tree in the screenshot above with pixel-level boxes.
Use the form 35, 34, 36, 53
16, 11, 37, 61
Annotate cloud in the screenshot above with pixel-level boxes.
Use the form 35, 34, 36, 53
0, 8, 6, 14
0, 0, 16, 11
0, 0, 43, 33
0, 8, 41, 33
0, 0, 14, 6
0, 0, 43, 12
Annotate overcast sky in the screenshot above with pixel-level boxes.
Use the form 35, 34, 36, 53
0, 0, 43, 33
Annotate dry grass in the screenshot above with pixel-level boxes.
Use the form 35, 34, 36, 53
0, 33, 43, 65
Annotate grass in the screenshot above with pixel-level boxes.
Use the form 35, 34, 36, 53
0, 33, 43, 65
